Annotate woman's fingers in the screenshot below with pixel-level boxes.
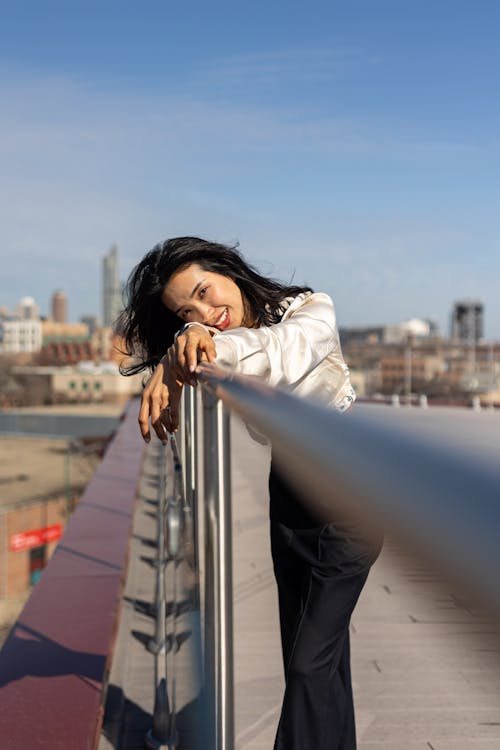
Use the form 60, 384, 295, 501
167, 382, 182, 431
175, 337, 186, 369
151, 385, 170, 443
139, 363, 166, 441
204, 337, 217, 364
138, 386, 167, 443
159, 377, 182, 433
138, 361, 185, 442
167, 343, 194, 385
185, 339, 201, 375
149, 383, 165, 428
138, 395, 152, 442
189, 333, 216, 367
175, 328, 217, 376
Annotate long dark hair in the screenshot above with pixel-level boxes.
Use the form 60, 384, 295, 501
118, 236, 312, 374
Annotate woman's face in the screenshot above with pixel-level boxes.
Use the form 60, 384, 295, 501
162, 263, 247, 330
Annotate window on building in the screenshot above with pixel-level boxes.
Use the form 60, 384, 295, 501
29, 545, 46, 586
94, 381, 101, 390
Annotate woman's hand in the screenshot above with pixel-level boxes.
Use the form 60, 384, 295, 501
138, 327, 217, 443
138, 358, 183, 443
170, 325, 216, 382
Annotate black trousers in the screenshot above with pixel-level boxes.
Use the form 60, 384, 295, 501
269, 464, 381, 750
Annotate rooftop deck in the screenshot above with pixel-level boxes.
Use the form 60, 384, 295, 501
1, 399, 500, 748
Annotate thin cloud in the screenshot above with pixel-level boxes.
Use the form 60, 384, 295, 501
189, 47, 380, 87
0, 68, 486, 165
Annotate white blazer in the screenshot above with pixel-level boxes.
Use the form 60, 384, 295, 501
186, 292, 355, 412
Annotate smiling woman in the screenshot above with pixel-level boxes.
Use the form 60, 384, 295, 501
118, 236, 311, 377
118, 235, 380, 750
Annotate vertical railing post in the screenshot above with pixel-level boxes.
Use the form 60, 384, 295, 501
146, 443, 170, 750
184, 386, 200, 582
178, 389, 187, 489
202, 388, 234, 750
184, 386, 198, 510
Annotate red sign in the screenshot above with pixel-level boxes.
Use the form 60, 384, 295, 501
10, 524, 63, 552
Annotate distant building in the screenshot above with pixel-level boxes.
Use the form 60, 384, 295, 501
15, 296, 39, 321
38, 321, 92, 366
340, 318, 436, 347
0, 316, 42, 354
80, 315, 99, 337
380, 352, 446, 394
41, 321, 89, 344
51, 290, 68, 323
0, 442, 66, 602
450, 300, 484, 343
102, 245, 122, 328
339, 326, 386, 346
0, 433, 104, 621
12, 364, 143, 405
0, 297, 42, 353
37, 341, 95, 367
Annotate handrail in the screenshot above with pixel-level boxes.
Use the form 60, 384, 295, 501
196, 363, 500, 613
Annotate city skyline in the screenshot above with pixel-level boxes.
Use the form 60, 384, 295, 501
1, 278, 493, 343
1, 2, 499, 336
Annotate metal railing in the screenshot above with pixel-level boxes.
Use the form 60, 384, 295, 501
144, 362, 500, 750
145, 383, 235, 750
198, 365, 500, 608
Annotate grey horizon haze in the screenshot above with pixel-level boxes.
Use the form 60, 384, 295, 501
1, 1, 499, 337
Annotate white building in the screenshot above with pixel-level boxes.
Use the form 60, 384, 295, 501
12, 363, 142, 404
383, 318, 434, 343
0, 318, 42, 353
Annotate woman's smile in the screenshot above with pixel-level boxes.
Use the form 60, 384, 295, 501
212, 307, 230, 330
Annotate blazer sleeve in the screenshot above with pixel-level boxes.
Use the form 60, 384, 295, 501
212, 293, 345, 388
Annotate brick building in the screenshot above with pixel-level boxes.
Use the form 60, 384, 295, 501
0, 435, 101, 631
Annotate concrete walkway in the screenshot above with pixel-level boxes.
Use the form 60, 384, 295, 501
230, 414, 500, 750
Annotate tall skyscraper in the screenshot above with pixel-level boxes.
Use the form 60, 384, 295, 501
450, 299, 484, 343
51, 290, 68, 323
102, 244, 122, 328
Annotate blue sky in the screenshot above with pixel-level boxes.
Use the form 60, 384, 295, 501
1, 1, 499, 336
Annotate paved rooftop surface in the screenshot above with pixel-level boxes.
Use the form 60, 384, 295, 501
101, 404, 500, 749
0, 435, 101, 509
3, 403, 125, 416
